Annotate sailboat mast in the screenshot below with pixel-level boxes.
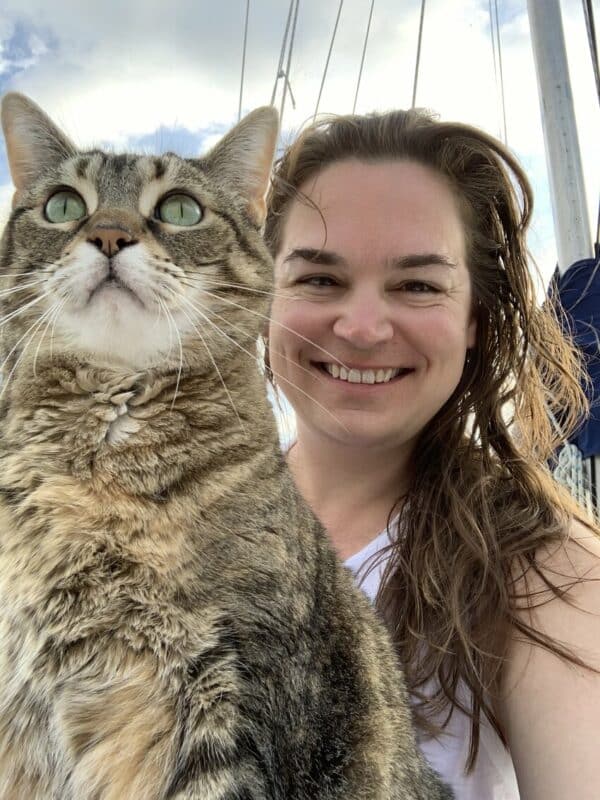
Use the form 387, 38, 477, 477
527, 0, 592, 274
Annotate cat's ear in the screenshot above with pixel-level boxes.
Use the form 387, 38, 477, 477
1, 93, 77, 198
203, 106, 279, 227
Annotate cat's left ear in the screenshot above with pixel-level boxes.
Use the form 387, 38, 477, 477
1, 93, 77, 199
203, 106, 279, 227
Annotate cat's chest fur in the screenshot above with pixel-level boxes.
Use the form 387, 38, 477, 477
0, 363, 306, 799
0, 358, 290, 652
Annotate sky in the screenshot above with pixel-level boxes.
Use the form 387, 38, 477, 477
0, 0, 598, 295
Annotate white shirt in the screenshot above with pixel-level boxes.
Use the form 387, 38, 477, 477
345, 528, 521, 800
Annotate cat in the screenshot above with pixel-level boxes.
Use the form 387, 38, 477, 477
0, 92, 453, 800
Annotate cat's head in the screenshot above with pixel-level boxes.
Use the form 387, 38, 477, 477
0, 93, 278, 373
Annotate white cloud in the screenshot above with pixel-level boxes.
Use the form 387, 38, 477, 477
0, 0, 597, 288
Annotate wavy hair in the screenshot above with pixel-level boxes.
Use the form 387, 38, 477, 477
264, 109, 600, 770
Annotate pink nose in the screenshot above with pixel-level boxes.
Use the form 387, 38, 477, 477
87, 226, 137, 258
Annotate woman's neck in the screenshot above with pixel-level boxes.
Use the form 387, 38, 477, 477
286, 425, 412, 560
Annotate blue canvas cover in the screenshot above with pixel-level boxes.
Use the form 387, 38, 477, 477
552, 256, 600, 458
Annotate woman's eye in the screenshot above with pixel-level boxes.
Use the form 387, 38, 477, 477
400, 281, 439, 293
155, 194, 203, 226
299, 276, 338, 287
44, 190, 87, 223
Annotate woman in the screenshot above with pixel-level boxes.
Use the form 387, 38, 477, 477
263, 110, 600, 799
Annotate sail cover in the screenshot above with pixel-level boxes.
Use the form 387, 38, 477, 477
553, 256, 600, 458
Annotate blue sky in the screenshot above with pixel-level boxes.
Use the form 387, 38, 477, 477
0, 0, 598, 293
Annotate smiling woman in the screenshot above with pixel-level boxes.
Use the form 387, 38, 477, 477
264, 110, 600, 800
269, 158, 476, 458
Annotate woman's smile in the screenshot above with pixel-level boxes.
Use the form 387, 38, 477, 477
312, 360, 415, 388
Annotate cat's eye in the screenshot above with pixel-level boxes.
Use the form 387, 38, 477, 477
156, 194, 203, 227
45, 190, 87, 223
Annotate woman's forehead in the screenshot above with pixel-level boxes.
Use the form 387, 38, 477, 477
299, 158, 456, 208
281, 158, 467, 262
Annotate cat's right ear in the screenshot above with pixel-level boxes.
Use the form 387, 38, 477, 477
1, 93, 76, 204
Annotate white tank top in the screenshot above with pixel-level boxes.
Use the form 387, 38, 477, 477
345, 528, 521, 800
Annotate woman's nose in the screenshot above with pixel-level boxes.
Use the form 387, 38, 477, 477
332, 295, 394, 348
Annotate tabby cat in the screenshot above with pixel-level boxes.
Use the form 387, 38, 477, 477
0, 93, 453, 799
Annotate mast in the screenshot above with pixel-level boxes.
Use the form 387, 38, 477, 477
527, 0, 598, 517
527, 0, 592, 274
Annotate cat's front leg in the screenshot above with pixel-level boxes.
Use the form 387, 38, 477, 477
166, 770, 262, 800
163, 653, 269, 800
58, 655, 178, 800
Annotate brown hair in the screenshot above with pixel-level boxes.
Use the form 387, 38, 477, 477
265, 109, 600, 770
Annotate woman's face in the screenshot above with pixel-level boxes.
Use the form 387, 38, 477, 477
268, 158, 477, 452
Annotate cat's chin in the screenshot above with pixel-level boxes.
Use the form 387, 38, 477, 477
56, 294, 181, 370
87, 279, 146, 310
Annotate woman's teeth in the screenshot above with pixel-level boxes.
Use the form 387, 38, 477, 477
322, 364, 407, 384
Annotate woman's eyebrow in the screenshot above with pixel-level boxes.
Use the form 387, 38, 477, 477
283, 249, 457, 269
283, 248, 346, 266
389, 253, 457, 269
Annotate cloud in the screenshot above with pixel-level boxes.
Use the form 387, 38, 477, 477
126, 125, 226, 158
0, 0, 597, 287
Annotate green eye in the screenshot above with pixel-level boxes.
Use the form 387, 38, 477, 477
45, 190, 87, 223
156, 194, 202, 226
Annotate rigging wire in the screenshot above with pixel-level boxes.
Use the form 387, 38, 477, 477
411, 0, 426, 108
488, 0, 501, 140
238, 0, 250, 121
582, 0, 600, 106
280, 0, 300, 126
271, 0, 295, 106
352, 0, 375, 114
313, 0, 344, 121
493, 0, 508, 144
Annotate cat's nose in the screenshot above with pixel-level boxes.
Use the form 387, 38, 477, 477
87, 226, 138, 258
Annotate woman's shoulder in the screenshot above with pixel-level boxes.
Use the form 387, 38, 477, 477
542, 514, 600, 566
501, 506, 599, 591
503, 514, 600, 684
513, 515, 600, 617
498, 515, 600, 800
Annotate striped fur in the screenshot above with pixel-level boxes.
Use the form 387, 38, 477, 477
0, 93, 453, 799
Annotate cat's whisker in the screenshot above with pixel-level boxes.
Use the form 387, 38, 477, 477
0, 306, 55, 378
30, 305, 60, 379
49, 290, 71, 360
0, 259, 68, 278
152, 294, 164, 330
180, 275, 306, 306
0, 271, 52, 278
0, 279, 47, 297
0, 305, 58, 402
174, 293, 349, 433
33, 297, 68, 377
160, 300, 184, 410
158, 298, 174, 359
179, 275, 293, 302
0, 291, 54, 330
200, 302, 328, 387
174, 292, 261, 356
162, 289, 246, 435
192, 287, 350, 371
173, 292, 259, 366
176, 258, 225, 270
